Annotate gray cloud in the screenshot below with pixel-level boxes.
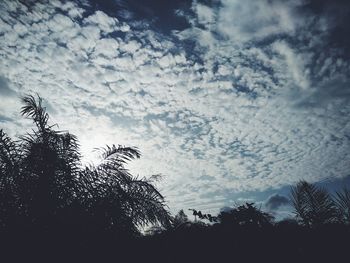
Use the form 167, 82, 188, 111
265, 194, 290, 211
0, 76, 16, 97
0, 114, 13, 123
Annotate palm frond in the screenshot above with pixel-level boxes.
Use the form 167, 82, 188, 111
93, 144, 141, 185
21, 94, 49, 133
99, 144, 141, 164
290, 181, 337, 226
126, 178, 171, 227
334, 187, 350, 224
0, 130, 19, 172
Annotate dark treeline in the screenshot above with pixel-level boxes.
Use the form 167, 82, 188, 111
0, 95, 349, 263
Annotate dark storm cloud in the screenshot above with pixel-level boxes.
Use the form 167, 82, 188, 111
265, 194, 290, 211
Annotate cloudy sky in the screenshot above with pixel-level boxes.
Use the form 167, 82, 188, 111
1, 0, 350, 218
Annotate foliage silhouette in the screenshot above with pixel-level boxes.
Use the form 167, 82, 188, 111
189, 208, 217, 223
145, 198, 349, 263
173, 209, 189, 227
0, 95, 171, 236
334, 187, 350, 224
217, 202, 274, 227
290, 181, 337, 227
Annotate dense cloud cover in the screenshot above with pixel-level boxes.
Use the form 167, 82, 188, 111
0, 0, 349, 214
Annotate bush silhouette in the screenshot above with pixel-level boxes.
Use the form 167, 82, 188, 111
217, 202, 274, 227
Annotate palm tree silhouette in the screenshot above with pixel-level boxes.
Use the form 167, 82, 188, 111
290, 181, 337, 227
0, 95, 171, 235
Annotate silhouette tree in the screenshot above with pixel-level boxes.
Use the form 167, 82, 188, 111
19, 95, 81, 228
76, 145, 171, 235
0, 95, 171, 235
217, 202, 274, 227
172, 209, 189, 228
290, 181, 337, 227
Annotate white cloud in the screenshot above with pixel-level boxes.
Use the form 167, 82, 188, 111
83, 10, 119, 34
93, 37, 120, 58
272, 40, 310, 90
195, 2, 215, 27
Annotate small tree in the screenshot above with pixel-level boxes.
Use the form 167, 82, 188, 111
173, 209, 189, 228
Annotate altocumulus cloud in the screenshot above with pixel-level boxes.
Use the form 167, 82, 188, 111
0, 0, 350, 214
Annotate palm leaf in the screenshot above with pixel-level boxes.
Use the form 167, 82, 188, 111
290, 181, 337, 226
334, 188, 350, 224
21, 94, 49, 133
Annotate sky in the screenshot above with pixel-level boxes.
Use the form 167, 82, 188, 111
0, 0, 350, 219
